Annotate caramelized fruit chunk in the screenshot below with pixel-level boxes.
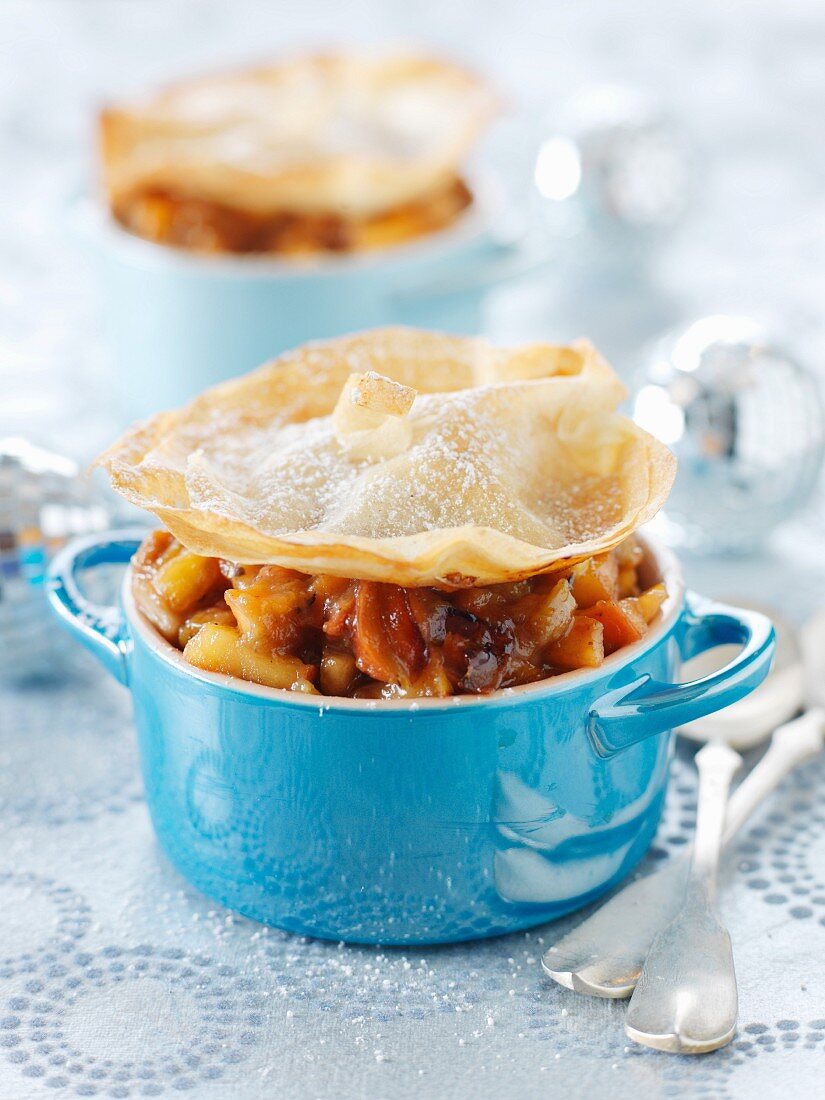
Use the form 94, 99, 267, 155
322, 584, 357, 641
441, 608, 515, 694
319, 648, 358, 696
580, 599, 646, 654
546, 617, 605, 670
513, 579, 576, 649
615, 536, 644, 568
352, 583, 428, 685
154, 546, 222, 611
183, 624, 316, 691
570, 555, 618, 607
132, 530, 188, 641
225, 566, 314, 653
624, 583, 668, 625
617, 566, 639, 598
407, 588, 453, 645
178, 603, 237, 648
310, 574, 350, 613
408, 653, 453, 697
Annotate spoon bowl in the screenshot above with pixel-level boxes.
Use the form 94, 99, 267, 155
624, 740, 741, 1053
624, 906, 737, 1054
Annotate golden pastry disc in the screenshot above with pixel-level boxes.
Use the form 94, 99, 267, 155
98, 328, 676, 586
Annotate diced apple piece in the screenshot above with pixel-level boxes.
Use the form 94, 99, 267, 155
132, 570, 184, 642
352, 583, 400, 683
310, 574, 350, 611
624, 583, 667, 625
546, 617, 605, 670
614, 536, 644, 569
491, 579, 533, 602
319, 648, 359, 696
352, 681, 385, 700
570, 555, 619, 607
183, 624, 315, 691
583, 599, 646, 654
134, 528, 174, 565
617, 566, 638, 598
178, 603, 237, 648
408, 654, 454, 697
291, 677, 320, 695
406, 588, 452, 646
155, 549, 222, 611
517, 579, 576, 647
226, 564, 262, 590
226, 587, 303, 639
323, 588, 356, 640
225, 569, 313, 650
131, 531, 186, 641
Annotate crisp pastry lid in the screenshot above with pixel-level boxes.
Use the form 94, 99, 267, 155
99, 53, 499, 218
97, 328, 677, 587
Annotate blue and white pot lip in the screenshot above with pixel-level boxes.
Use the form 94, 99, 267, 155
122, 531, 685, 714
71, 170, 500, 280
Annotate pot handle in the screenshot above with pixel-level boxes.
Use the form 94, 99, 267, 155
46, 528, 146, 686
588, 592, 776, 757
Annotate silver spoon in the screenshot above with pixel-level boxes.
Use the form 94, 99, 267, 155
624, 740, 741, 1053
540, 709, 825, 997
542, 606, 825, 998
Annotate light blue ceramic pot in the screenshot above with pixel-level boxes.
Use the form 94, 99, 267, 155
46, 530, 774, 945
76, 190, 538, 422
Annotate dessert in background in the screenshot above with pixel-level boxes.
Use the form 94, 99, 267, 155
99, 54, 496, 256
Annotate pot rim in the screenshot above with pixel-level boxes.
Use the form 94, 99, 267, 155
122, 532, 686, 713
71, 171, 500, 280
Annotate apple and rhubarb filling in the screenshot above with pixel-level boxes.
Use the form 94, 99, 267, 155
133, 530, 666, 698
112, 178, 473, 256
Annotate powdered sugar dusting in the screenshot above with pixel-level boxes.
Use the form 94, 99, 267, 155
181, 381, 632, 550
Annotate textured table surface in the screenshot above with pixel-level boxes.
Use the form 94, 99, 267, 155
2, 2, 825, 1098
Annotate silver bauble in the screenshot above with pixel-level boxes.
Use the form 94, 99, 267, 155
532, 84, 692, 255
0, 438, 114, 681
631, 317, 825, 553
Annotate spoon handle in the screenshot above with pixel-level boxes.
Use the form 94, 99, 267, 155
689, 742, 742, 900
723, 707, 825, 841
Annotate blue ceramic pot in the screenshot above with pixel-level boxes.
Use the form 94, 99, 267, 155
74, 186, 544, 422
47, 531, 774, 945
